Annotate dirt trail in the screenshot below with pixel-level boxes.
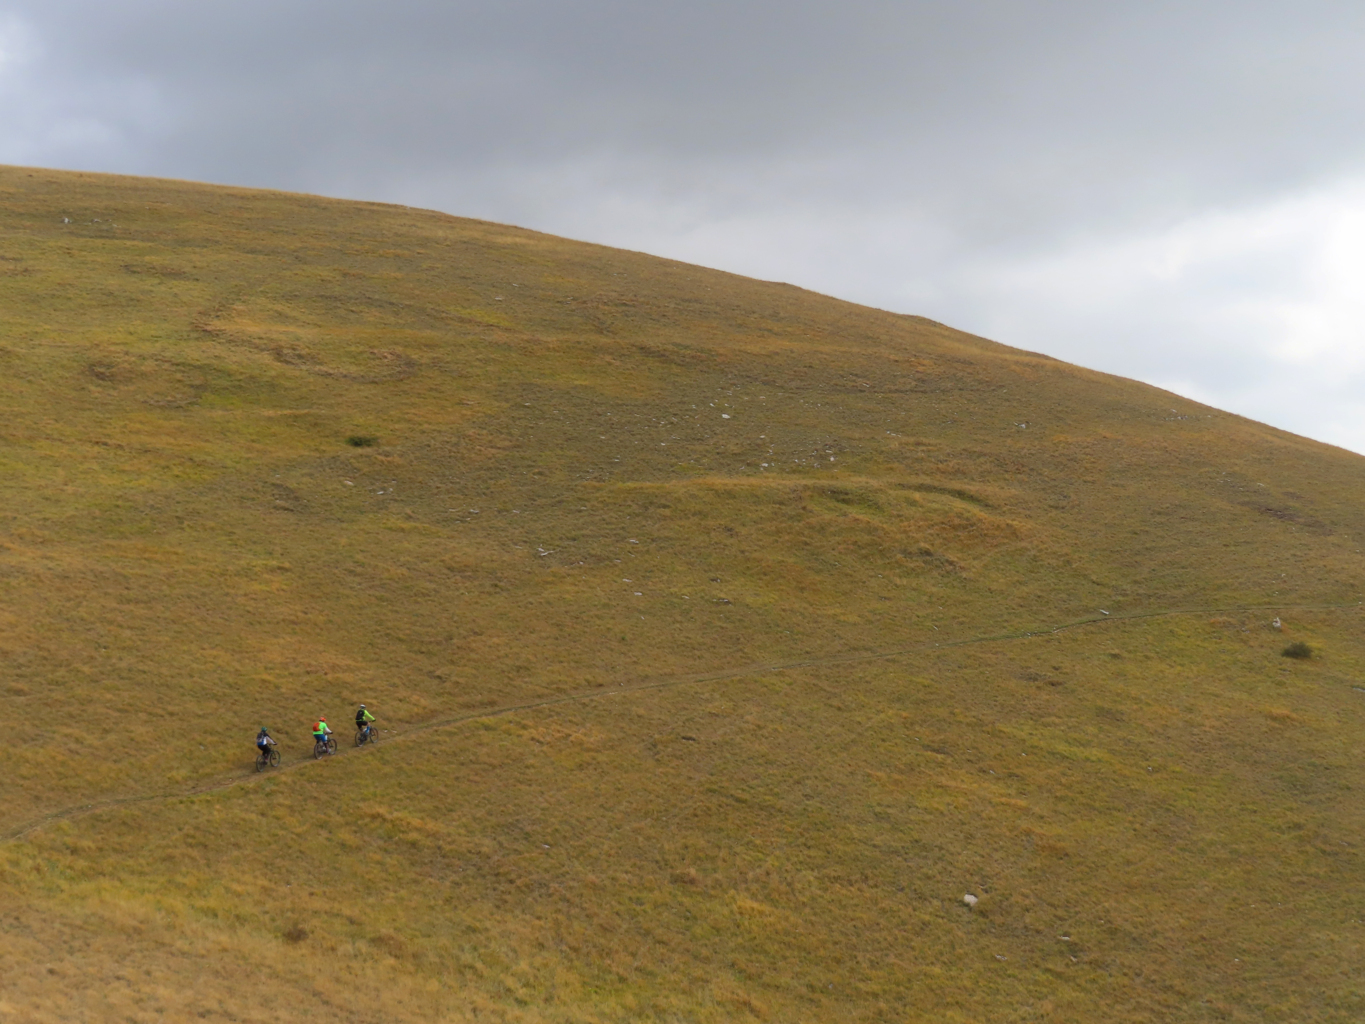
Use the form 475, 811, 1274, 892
5, 600, 1357, 844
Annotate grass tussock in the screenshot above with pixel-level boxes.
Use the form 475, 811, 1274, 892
1, 165, 1364, 1022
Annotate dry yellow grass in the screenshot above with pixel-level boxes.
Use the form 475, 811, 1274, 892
1, 165, 1364, 1022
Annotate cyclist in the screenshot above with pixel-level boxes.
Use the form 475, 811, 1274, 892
355, 704, 376, 742
312, 717, 332, 751
256, 726, 277, 760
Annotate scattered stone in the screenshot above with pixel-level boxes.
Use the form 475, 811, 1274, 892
1272, 617, 1282, 630
963, 894, 978, 908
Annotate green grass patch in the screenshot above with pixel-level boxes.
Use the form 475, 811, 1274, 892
1, 165, 1364, 1023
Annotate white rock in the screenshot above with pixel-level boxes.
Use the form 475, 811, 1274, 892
963, 894, 978, 907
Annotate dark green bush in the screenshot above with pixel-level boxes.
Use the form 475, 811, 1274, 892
1281, 641, 1312, 660
345, 435, 379, 447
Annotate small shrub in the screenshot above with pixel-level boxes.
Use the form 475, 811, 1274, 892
346, 434, 379, 447
671, 866, 702, 886
1263, 707, 1303, 724
371, 930, 407, 957
1281, 641, 1312, 660
282, 925, 308, 944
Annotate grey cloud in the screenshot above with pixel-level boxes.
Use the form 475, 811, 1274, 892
15, 2, 1365, 198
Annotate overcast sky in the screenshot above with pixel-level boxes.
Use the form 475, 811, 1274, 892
3, 1, 1364, 453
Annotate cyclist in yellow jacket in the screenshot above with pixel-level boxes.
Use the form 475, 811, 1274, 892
312, 717, 332, 748
355, 704, 376, 743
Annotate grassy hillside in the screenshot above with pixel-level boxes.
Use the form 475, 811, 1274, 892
1, 165, 1363, 1023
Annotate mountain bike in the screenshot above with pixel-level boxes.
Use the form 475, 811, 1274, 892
355, 724, 379, 747
255, 746, 281, 771
313, 735, 337, 759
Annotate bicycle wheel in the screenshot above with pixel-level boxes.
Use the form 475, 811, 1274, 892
368, 727, 379, 744
326, 737, 337, 755
354, 729, 365, 747
255, 751, 268, 772
313, 740, 325, 760
268, 748, 281, 767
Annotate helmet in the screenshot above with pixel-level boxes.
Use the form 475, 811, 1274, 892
359, 704, 366, 708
